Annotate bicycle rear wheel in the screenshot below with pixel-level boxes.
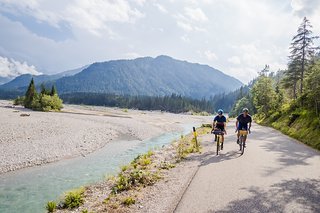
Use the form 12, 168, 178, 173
216, 136, 220, 155
240, 136, 245, 155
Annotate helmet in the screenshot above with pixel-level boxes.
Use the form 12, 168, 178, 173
218, 109, 224, 114
243, 108, 249, 113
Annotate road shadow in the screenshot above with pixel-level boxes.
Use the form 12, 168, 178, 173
200, 150, 241, 167
183, 138, 241, 167
213, 178, 320, 213
249, 125, 320, 176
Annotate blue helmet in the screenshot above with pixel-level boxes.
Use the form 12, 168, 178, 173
218, 109, 224, 115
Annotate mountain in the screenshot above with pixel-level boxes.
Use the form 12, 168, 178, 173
1, 56, 243, 99
0, 77, 11, 85
55, 56, 242, 98
53, 65, 89, 78
0, 65, 86, 91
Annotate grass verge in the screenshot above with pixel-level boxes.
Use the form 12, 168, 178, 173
256, 107, 320, 151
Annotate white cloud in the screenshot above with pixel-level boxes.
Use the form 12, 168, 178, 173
184, 7, 208, 22
228, 67, 256, 84
228, 56, 241, 65
291, 0, 320, 17
204, 50, 218, 61
291, 0, 305, 11
154, 3, 168, 13
174, 12, 208, 32
0, 0, 145, 36
181, 34, 190, 42
0, 56, 41, 78
224, 41, 288, 82
123, 52, 142, 59
65, 0, 145, 36
132, 0, 146, 7
176, 20, 193, 32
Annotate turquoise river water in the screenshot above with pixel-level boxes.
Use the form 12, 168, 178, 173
0, 125, 195, 213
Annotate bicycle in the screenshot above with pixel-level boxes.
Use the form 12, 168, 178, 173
237, 129, 249, 155
212, 129, 224, 155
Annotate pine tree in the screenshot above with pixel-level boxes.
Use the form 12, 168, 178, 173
40, 83, 46, 95
258, 65, 270, 76
24, 78, 37, 108
50, 85, 57, 96
251, 75, 276, 116
288, 17, 318, 95
283, 60, 301, 99
305, 59, 320, 116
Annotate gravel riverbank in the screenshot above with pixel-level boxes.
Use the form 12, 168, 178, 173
0, 100, 209, 174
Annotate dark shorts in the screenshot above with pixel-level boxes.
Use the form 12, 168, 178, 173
215, 124, 225, 131
237, 123, 248, 130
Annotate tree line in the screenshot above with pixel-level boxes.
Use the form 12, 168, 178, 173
232, 16, 320, 117
60, 85, 252, 114
231, 17, 320, 149
61, 93, 215, 114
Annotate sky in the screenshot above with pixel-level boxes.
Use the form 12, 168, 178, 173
0, 0, 320, 83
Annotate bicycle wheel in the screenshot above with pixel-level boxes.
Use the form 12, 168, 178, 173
216, 136, 220, 155
241, 136, 245, 155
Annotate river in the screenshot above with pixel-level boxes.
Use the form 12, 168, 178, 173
0, 125, 195, 213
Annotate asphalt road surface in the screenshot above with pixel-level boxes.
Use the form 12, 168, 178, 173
174, 121, 320, 213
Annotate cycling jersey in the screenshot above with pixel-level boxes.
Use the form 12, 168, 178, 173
237, 113, 252, 130
214, 115, 226, 131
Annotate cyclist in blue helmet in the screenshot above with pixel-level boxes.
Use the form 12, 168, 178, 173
212, 109, 227, 149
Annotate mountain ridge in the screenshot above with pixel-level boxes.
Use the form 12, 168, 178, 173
1, 55, 243, 99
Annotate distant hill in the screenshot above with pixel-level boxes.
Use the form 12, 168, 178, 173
55, 56, 242, 98
1, 56, 243, 99
0, 65, 87, 91
0, 77, 11, 85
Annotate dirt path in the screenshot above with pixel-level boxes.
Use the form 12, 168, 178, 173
174, 121, 320, 213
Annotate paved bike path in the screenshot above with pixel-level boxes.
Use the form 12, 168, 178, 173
174, 122, 320, 213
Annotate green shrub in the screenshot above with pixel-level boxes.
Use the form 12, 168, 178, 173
30, 93, 42, 110
268, 111, 281, 123
112, 167, 161, 194
130, 152, 153, 168
46, 201, 56, 212
121, 165, 129, 172
112, 174, 130, 193
146, 150, 153, 157
13, 96, 25, 106
131, 154, 142, 164
122, 197, 135, 206
201, 123, 212, 128
288, 112, 300, 126
40, 94, 63, 111
63, 188, 85, 209
160, 161, 175, 170
139, 157, 151, 166
133, 169, 158, 186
